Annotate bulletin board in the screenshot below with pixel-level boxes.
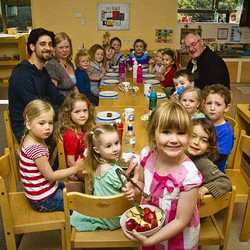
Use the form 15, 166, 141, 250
155, 28, 173, 43
97, 3, 130, 30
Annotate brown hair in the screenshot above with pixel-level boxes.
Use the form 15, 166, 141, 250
173, 69, 194, 82
88, 44, 104, 62
147, 101, 192, 149
133, 39, 147, 51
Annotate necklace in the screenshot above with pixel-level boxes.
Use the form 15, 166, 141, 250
60, 61, 67, 68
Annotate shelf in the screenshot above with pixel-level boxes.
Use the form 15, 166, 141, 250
0, 60, 20, 66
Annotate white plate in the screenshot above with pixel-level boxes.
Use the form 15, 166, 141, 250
144, 79, 160, 85
97, 111, 120, 120
103, 79, 120, 84
105, 72, 119, 77
142, 74, 156, 79
157, 92, 166, 99
107, 68, 113, 72
112, 65, 119, 69
99, 91, 118, 97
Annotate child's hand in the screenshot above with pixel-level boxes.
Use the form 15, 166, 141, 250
122, 181, 137, 201
198, 186, 209, 200
74, 157, 84, 172
148, 58, 155, 65
124, 156, 138, 176
122, 227, 150, 246
170, 92, 178, 101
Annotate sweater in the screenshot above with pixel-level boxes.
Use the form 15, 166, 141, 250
193, 157, 232, 198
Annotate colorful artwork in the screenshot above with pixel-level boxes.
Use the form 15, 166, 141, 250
97, 3, 129, 30
155, 28, 173, 43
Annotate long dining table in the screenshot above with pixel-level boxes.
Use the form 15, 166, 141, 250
95, 71, 166, 154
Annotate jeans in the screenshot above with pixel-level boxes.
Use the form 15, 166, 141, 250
29, 181, 65, 212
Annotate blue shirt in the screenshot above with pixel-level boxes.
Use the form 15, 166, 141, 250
75, 68, 91, 95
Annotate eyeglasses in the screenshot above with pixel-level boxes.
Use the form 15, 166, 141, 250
183, 39, 200, 51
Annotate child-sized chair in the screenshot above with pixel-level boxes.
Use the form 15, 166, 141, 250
0, 148, 66, 250
63, 189, 140, 250
199, 186, 236, 250
225, 130, 250, 242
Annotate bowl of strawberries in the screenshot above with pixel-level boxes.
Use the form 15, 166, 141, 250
120, 204, 165, 237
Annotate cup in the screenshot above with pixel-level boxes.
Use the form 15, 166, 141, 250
144, 83, 152, 96
122, 108, 134, 122
118, 81, 130, 92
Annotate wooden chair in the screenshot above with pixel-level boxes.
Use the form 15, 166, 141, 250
63, 190, 140, 250
225, 130, 250, 242
57, 140, 89, 194
199, 186, 236, 250
4, 110, 20, 182
224, 115, 239, 169
0, 148, 66, 250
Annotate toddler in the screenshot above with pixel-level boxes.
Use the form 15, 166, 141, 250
70, 124, 137, 231
75, 50, 99, 106
148, 49, 163, 75
123, 101, 203, 249
180, 87, 205, 119
187, 118, 232, 199
87, 44, 106, 96
54, 93, 96, 181
110, 37, 125, 66
202, 84, 234, 173
127, 39, 150, 66
19, 99, 84, 212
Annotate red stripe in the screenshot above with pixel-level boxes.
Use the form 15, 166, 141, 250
22, 180, 49, 188
24, 181, 56, 196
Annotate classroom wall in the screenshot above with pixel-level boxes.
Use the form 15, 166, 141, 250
31, 0, 177, 54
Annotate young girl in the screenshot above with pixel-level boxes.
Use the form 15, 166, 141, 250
19, 99, 84, 212
103, 44, 116, 69
187, 118, 232, 199
87, 44, 106, 96
75, 50, 99, 106
123, 101, 203, 250
54, 93, 96, 181
158, 49, 177, 90
148, 49, 163, 75
179, 87, 205, 119
110, 36, 125, 66
70, 124, 137, 231
127, 39, 150, 66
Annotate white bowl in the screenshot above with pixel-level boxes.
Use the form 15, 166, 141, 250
120, 204, 165, 237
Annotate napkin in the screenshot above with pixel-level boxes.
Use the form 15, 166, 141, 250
96, 112, 120, 124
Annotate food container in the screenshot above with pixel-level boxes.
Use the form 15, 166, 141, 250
7, 28, 17, 34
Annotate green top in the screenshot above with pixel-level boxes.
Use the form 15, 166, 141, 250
70, 165, 125, 231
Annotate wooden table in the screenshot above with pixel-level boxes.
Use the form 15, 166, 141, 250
96, 73, 166, 153
235, 104, 250, 133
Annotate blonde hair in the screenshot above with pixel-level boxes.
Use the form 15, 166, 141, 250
180, 87, 205, 115
74, 50, 90, 68
54, 32, 73, 61
54, 93, 96, 142
103, 43, 115, 67
147, 101, 192, 149
21, 99, 54, 145
84, 124, 121, 191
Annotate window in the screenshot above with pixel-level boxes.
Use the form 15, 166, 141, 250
178, 0, 243, 22
0, 0, 32, 33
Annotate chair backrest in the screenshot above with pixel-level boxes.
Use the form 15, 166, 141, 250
199, 186, 236, 249
224, 115, 239, 169
233, 130, 250, 172
3, 110, 20, 181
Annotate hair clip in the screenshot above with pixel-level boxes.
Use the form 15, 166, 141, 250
84, 95, 91, 106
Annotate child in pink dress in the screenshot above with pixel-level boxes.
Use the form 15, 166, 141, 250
123, 101, 203, 250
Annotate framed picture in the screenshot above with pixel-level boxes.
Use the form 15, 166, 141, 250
217, 28, 228, 40
155, 28, 173, 43
97, 3, 129, 30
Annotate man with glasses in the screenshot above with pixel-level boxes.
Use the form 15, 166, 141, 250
184, 33, 230, 90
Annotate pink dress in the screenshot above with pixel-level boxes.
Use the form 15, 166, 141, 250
140, 147, 203, 250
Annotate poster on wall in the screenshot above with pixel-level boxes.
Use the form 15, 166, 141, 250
230, 26, 241, 42
155, 28, 173, 43
97, 3, 129, 30
217, 28, 228, 40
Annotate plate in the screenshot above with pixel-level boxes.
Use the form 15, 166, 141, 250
157, 92, 166, 99
103, 79, 120, 84
112, 65, 119, 69
99, 91, 118, 97
105, 72, 119, 77
120, 204, 165, 237
144, 79, 160, 85
107, 68, 113, 72
97, 111, 120, 120
142, 74, 156, 79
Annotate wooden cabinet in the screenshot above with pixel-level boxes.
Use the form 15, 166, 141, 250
241, 62, 250, 83
225, 61, 238, 83
0, 34, 28, 81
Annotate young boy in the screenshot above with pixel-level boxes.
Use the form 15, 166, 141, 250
202, 84, 234, 173
170, 69, 194, 100
110, 37, 125, 66
75, 50, 99, 106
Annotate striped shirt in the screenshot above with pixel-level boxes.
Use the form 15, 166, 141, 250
19, 144, 58, 201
